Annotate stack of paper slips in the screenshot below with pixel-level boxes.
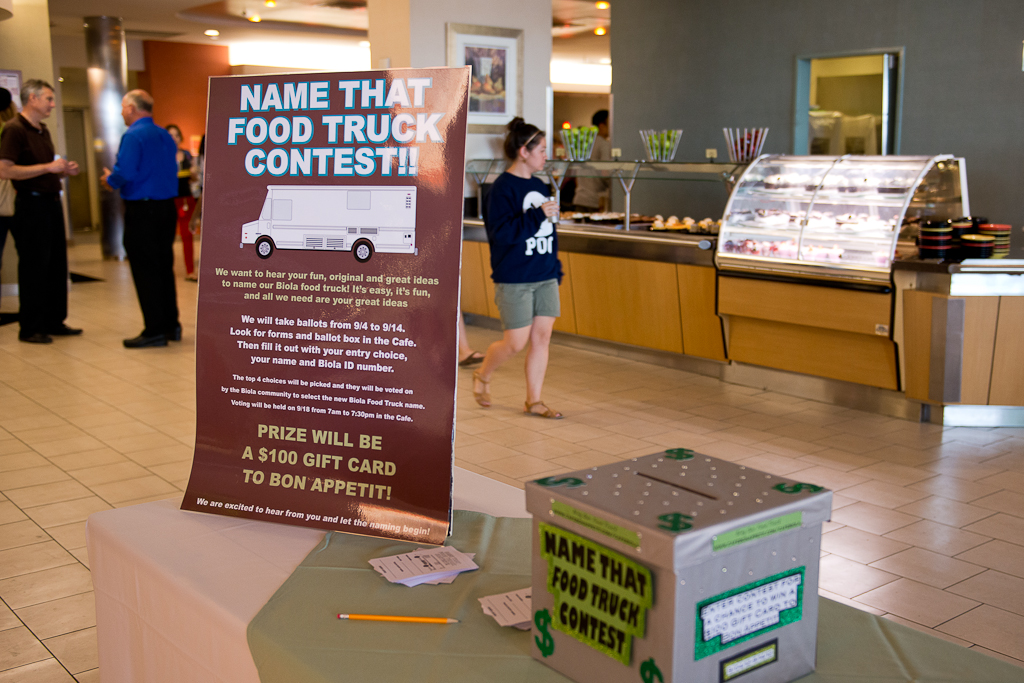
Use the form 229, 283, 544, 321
369, 546, 478, 587
479, 588, 532, 630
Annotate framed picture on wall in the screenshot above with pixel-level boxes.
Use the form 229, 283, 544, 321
446, 23, 523, 134
0, 70, 22, 110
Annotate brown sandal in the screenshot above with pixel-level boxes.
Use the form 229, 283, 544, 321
524, 401, 563, 419
473, 371, 491, 407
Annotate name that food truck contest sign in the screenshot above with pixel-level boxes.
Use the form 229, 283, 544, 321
182, 67, 471, 545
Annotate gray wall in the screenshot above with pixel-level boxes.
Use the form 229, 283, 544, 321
611, 0, 1024, 245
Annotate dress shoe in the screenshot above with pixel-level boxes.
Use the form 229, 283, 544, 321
123, 333, 168, 348
167, 324, 183, 342
19, 332, 53, 344
48, 324, 83, 336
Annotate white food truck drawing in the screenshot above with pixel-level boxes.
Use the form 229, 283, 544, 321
241, 185, 417, 263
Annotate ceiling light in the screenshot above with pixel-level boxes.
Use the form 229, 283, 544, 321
595, 1, 610, 9
594, 27, 607, 36
249, 14, 262, 22
205, 29, 220, 37
599, 57, 611, 65
359, 40, 371, 48
229, 41, 371, 70
550, 60, 612, 87
264, 0, 276, 6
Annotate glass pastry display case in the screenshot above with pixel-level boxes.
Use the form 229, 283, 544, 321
716, 155, 969, 284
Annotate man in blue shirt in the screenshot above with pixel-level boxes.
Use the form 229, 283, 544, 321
102, 89, 180, 348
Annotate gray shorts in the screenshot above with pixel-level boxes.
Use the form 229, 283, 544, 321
493, 279, 561, 330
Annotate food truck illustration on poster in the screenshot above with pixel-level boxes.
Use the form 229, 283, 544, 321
242, 185, 418, 262
182, 68, 470, 545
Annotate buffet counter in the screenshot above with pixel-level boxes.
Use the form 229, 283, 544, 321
461, 219, 726, 360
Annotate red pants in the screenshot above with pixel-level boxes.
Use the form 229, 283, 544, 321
174, 196, 197, 276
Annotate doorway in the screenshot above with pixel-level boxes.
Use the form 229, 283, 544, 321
794, 50, 901, 156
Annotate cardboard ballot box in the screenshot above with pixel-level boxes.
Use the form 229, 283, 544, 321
525, 449, 832, 683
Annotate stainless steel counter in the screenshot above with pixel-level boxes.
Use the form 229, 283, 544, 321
462, 218, 717, 267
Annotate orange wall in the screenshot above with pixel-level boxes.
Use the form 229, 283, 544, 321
140, 41, 232, 151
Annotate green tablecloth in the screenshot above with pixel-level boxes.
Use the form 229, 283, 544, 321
248, 511, 1022, 683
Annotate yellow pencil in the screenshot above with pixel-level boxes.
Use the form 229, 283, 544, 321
338, 613, 458, 624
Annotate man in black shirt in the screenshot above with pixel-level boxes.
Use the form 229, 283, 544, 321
0, 79, 81, 343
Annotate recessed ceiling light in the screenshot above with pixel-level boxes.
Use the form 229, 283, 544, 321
249, 14, 262, 22
359, 40, 371, 48
594, 27, 607, 36
599, 57, 611, 65
264, 0, 277, 6
596, 1, 610, 9
205, 29, 220, 37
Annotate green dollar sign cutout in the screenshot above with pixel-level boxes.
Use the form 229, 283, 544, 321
534, 609, 555, 657
657, 512, 693, 532
664, 448, 695, 460
535, 476, 585, 489
640, 657, 663, 683
773, 482, 824, 494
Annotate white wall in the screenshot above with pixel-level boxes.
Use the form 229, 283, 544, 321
407, 0, 552, 165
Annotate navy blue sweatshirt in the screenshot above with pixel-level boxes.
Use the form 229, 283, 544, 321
485, 172, 562, 284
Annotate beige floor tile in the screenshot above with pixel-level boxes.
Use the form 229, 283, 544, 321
814, 432, 888, 454
549, 451, 622, 471
817, 589, 885, 616
0, 501, 28, 525
879, 613, 972, 647
894, 495, 998, 528
963, 513, 1024, 546
31, 438, 106, 459
640, 430, 720, 449
123, 444, 193, 467
919, 459, 1006, 482
857, 577, 979, 627
977, 469, 1024, 495
733, 453, 807, 477
0, 451, 49, 473
851, 461, 934, 486
22, 497, 112, 530
0, 599, 18, 631
453, 441, 524, 465
908, 474, 1003, 503
0, 563, 92, 610
574, 433, 648, 456
474, 426, 548, 448
81, 421, 158, 441
102, 432, 182, 454
513, 437, 588, 459
0, 628, 56, 674
69, 547, 89, 569
820, 526, 910, 564
485, 454, 558, 479
89, 475, 179, 504
15, 592, 96, 641
948, 570, 1024, 617
971, 490, 1024, 517
66, 461, 149, 487
968, 645, 1024, 668
831, 501, 919, 535
45, 523, 88, 552
938, 606, 1024, 661
780, 465, 868, 491
818, 554, 899, 598
455, 416, 515, 436
955, 540, 1024, 579
0, 466, 70, 492
0, 441, 34, 459
43, 627, 98, 675
696, 441, 762, 460
0, 521, 49, 552
3, 481, 93, 510
74, 669, 100, 683
147, 460, 194, 483
883, 520, 990, 556
839, 480, 930, 509
46, 449, 127, 472
869, 547, 985, 589
0, 541, 77, 581
536, 423, 615, 443
14, 426, 88, 447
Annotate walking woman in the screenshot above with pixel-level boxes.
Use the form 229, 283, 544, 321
472, 117, 563, 419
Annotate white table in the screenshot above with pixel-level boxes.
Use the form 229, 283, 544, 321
87, 468, 529, 683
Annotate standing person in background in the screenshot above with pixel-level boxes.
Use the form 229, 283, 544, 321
0, 79, 82, 344
101, 89, 180, 349
165, 124, 198, 281
472, 117, 563, 419
571, 109, 612, 212
0, 88, 17, 315
188, 134, 204, 243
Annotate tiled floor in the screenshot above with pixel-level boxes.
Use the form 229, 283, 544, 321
0, 237, 1022, 680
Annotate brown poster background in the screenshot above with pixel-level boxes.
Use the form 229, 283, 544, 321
182, 68, 470, 545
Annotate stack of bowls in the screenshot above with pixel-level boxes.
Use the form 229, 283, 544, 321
960, 234, 995, 259
978, 223, 1011, 258
918, 220, 953, 260
949, 218, 974, 261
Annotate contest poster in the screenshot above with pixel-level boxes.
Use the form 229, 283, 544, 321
182, 67, 471, 545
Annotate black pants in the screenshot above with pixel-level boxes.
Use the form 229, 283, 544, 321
10, 193, 68, 336
0, 214, 12, 310
123, 199, 179, 336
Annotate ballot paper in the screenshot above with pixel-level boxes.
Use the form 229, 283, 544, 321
479, 588, 532, 630
369, 546, 478, 587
